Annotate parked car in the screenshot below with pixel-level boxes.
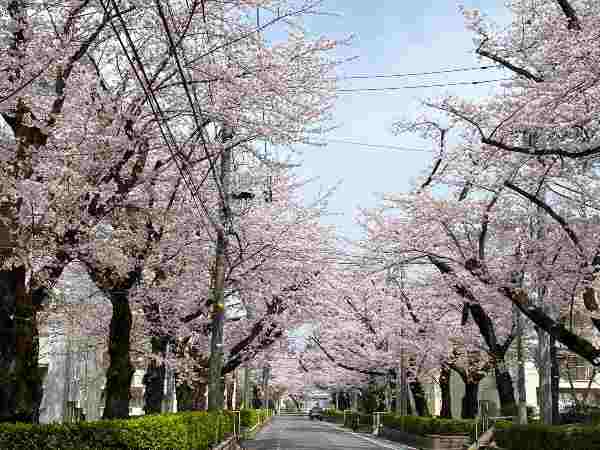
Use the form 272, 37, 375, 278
309, 406, 323, 420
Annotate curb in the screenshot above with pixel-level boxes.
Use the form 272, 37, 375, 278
213, 436, 242, 450
242, 415, 273, 440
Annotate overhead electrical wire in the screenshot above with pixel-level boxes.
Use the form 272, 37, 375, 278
315, 138, 434, 152
102, 0, 216, 235
336, 78, 513, 93
332, 64, 503, 80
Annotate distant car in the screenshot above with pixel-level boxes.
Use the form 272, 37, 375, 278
309, 406, 323, 420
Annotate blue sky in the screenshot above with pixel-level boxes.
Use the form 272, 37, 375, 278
287, 1, 510, 241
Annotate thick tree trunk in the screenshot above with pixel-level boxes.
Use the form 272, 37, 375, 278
495, 363, 517, 417
143, 337, 167, 415
409, 381, 430, 417
439, 367, 452, 418
0, 269, 18, 422
462, 381, 479, 419
0, 268, 43, 423
175, 382, 193, 412
103, 292, 134, 419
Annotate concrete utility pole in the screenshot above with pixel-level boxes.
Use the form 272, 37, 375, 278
525, 130, 555, 424
242, 367, 250, 408
207, 126, 234, 411
514, 302, 528, 424
262, 366, 271, 409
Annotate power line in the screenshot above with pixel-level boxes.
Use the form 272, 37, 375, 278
336, 78, 512, 93
333, 65, 503, 81
317, 138, 433, 152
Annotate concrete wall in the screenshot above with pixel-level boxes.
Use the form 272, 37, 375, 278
446, 371, 501, 419
39, 320, 67, 423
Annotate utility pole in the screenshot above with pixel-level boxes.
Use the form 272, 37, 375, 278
397, 347, 408, 416
242, 366, 250, 408
241, 301, 255, 409
262, 365, 271, 409
525, 130, 555, 424
514, 302, 528, 424
392, 266, 409, 417
207, 126, 233, 411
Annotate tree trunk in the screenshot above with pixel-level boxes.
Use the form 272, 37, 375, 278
0, 269, 18, 422
439, 367, 452, 418
102, 292, 134, 419
175, 382, 193, 411
0, 267, 43, 423
462, 381, 479, 419
143, 336, 167, 415
409, 381, 430, 416
495, 363, 517, 417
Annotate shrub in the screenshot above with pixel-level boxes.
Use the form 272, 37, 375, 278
239, 408, 270, 428
0, 411, 235, 450
382, 414, 476, 436
322, 409, 344, 422
494, 421, 600, 450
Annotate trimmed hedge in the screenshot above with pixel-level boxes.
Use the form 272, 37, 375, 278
322, 409, 344, 422
239, 408, 271, 428
382, 414, 476, 436
0, 411, 235, 450
494, 421, 600, 450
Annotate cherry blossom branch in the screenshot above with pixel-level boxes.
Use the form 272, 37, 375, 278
476, 37, 543, 82
308, 336, 385, 376
482, 136, 600, 159
504, 180, 585, 258
555, 0, 581, 30
479, 193, 499, 261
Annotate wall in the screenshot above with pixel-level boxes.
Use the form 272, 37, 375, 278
447, 371, 501, 419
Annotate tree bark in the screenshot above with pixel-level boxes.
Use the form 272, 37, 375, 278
409, 381, 430, 416
0, 269, 19, 422
462, 381, 479, 419
0, 267, 44, 423
143, 336, 168, 415
495, 363, 517, 417
102, 291, 134, 419
439, 367, 452, 418
175, 381, 193, 411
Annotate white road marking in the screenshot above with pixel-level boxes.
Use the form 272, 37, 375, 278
320, 420, 417, 450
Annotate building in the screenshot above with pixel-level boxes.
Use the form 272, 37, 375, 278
37, 267, 177, 423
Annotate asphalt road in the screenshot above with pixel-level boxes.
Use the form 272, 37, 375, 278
241, 416, 413, 450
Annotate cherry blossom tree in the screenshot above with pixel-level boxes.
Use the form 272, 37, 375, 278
356, 191, 526, 415
0, 0, 339, 421
401, 0, 600, 369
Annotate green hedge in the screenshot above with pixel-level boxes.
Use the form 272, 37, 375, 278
382, 414, 476, 436
494, 421, 600, 450
0, 411, 234, 450
239, 408, 271, 428
322, 409, 344, 422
